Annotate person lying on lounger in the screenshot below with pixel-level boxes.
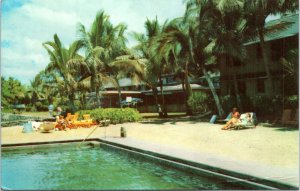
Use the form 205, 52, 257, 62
221, 111, 240, 130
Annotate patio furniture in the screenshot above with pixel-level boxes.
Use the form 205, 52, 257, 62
230, 112, 258, 130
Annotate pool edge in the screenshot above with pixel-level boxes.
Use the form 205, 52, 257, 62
2, 138, 298, 190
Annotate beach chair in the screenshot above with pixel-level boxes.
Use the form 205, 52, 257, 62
216, 113, 232, 124
231, 112, 258, 130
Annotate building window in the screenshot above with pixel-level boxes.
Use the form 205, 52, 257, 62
257, 79, 265, 93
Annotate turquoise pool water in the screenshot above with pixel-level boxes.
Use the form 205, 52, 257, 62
2, 143, 246, 190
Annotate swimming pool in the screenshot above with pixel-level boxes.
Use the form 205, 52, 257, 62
1, 141, 291, 190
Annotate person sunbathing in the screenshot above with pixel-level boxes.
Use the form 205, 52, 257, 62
222, 111, 241, 130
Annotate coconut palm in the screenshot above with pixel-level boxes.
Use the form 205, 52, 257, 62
243, 0, 298, 94
27, 71, 46, 106
132, 18, 171, 117
155, 0, 227, 116
210, 0, 247, 111
108, 55, 146, 107
43, 34, 83, 113
75, 10, 128, 108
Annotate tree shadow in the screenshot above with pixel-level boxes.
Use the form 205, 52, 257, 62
140, 116, 210, 125
274, 127, 299, 131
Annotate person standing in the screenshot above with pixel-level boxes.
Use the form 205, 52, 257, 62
48, 104, 54, 117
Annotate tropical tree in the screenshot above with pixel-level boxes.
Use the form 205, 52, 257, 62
210, 0, 247, 111
43, 34, 83, 113
155, 0, 226, 116
108, 55, 146, 107
132, 18, 171, 117
243, 0, 298, 94
1, 77, 26, 108
75, 10, 128, 108
280, 48, 299, 95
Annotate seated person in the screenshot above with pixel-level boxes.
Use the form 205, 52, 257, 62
222, 111, 240, 130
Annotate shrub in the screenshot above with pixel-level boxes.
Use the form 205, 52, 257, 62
187, 92, 213, 114
77, 108, 142, 124
35, 102, 48, 111
250, 95, 283, 119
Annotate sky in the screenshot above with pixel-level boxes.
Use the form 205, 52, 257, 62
1, 0, 186, 84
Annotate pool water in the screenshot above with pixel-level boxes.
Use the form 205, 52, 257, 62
2, 143, 245, 190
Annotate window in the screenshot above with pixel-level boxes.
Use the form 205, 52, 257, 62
257, 79, 265, 93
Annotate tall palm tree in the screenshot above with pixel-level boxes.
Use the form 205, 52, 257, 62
243, 0, 298, 94
43, 34, 83, 113
132, 18, 170, 117
211, 0, 247, 111
155, 0, 226, 116
76, 10, 128, 108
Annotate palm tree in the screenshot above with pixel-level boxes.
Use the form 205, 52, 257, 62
76, 10, 128, 108
153, 19, 195, 115
211, 0, 247, 111
155, 0, 227, 116
27, 71, 46, 107
243, 0, 298, 94
132, 18, 171, 117
43, 34, 83, 113
108, 55, 146, 107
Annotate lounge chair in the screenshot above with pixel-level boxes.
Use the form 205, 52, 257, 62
216, 113, 232, 123
230, 112, 258, 130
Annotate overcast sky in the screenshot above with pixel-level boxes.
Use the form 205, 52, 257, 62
1, 0, 186, 84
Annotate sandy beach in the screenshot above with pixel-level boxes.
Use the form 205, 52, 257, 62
1, 120, 299, 186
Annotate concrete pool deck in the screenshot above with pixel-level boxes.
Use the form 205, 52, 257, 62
1, 120, 299, 188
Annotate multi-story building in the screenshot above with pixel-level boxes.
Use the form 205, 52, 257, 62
220, 14, 298, 97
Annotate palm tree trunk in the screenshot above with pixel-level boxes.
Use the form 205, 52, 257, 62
202, 68, 225, 117
68, 93, 76, 113
151, 86, 162, 116
181, 78, 187, 112
116, 80, 122, 108
229, 57, 242, 111
184, 61, 193, 115
95, 86, 100, 108
159, 76, 168, 117
258, 28, 273, 95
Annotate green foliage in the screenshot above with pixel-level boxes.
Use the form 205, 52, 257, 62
1, 77, 27, 108
250, 95, 283, 114
187, 92, 213, 113
77, 108, 142, 124
35, 102, 48, 111
284, 95, 298, 109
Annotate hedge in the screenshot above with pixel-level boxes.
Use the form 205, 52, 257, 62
77, 108, 142, 124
